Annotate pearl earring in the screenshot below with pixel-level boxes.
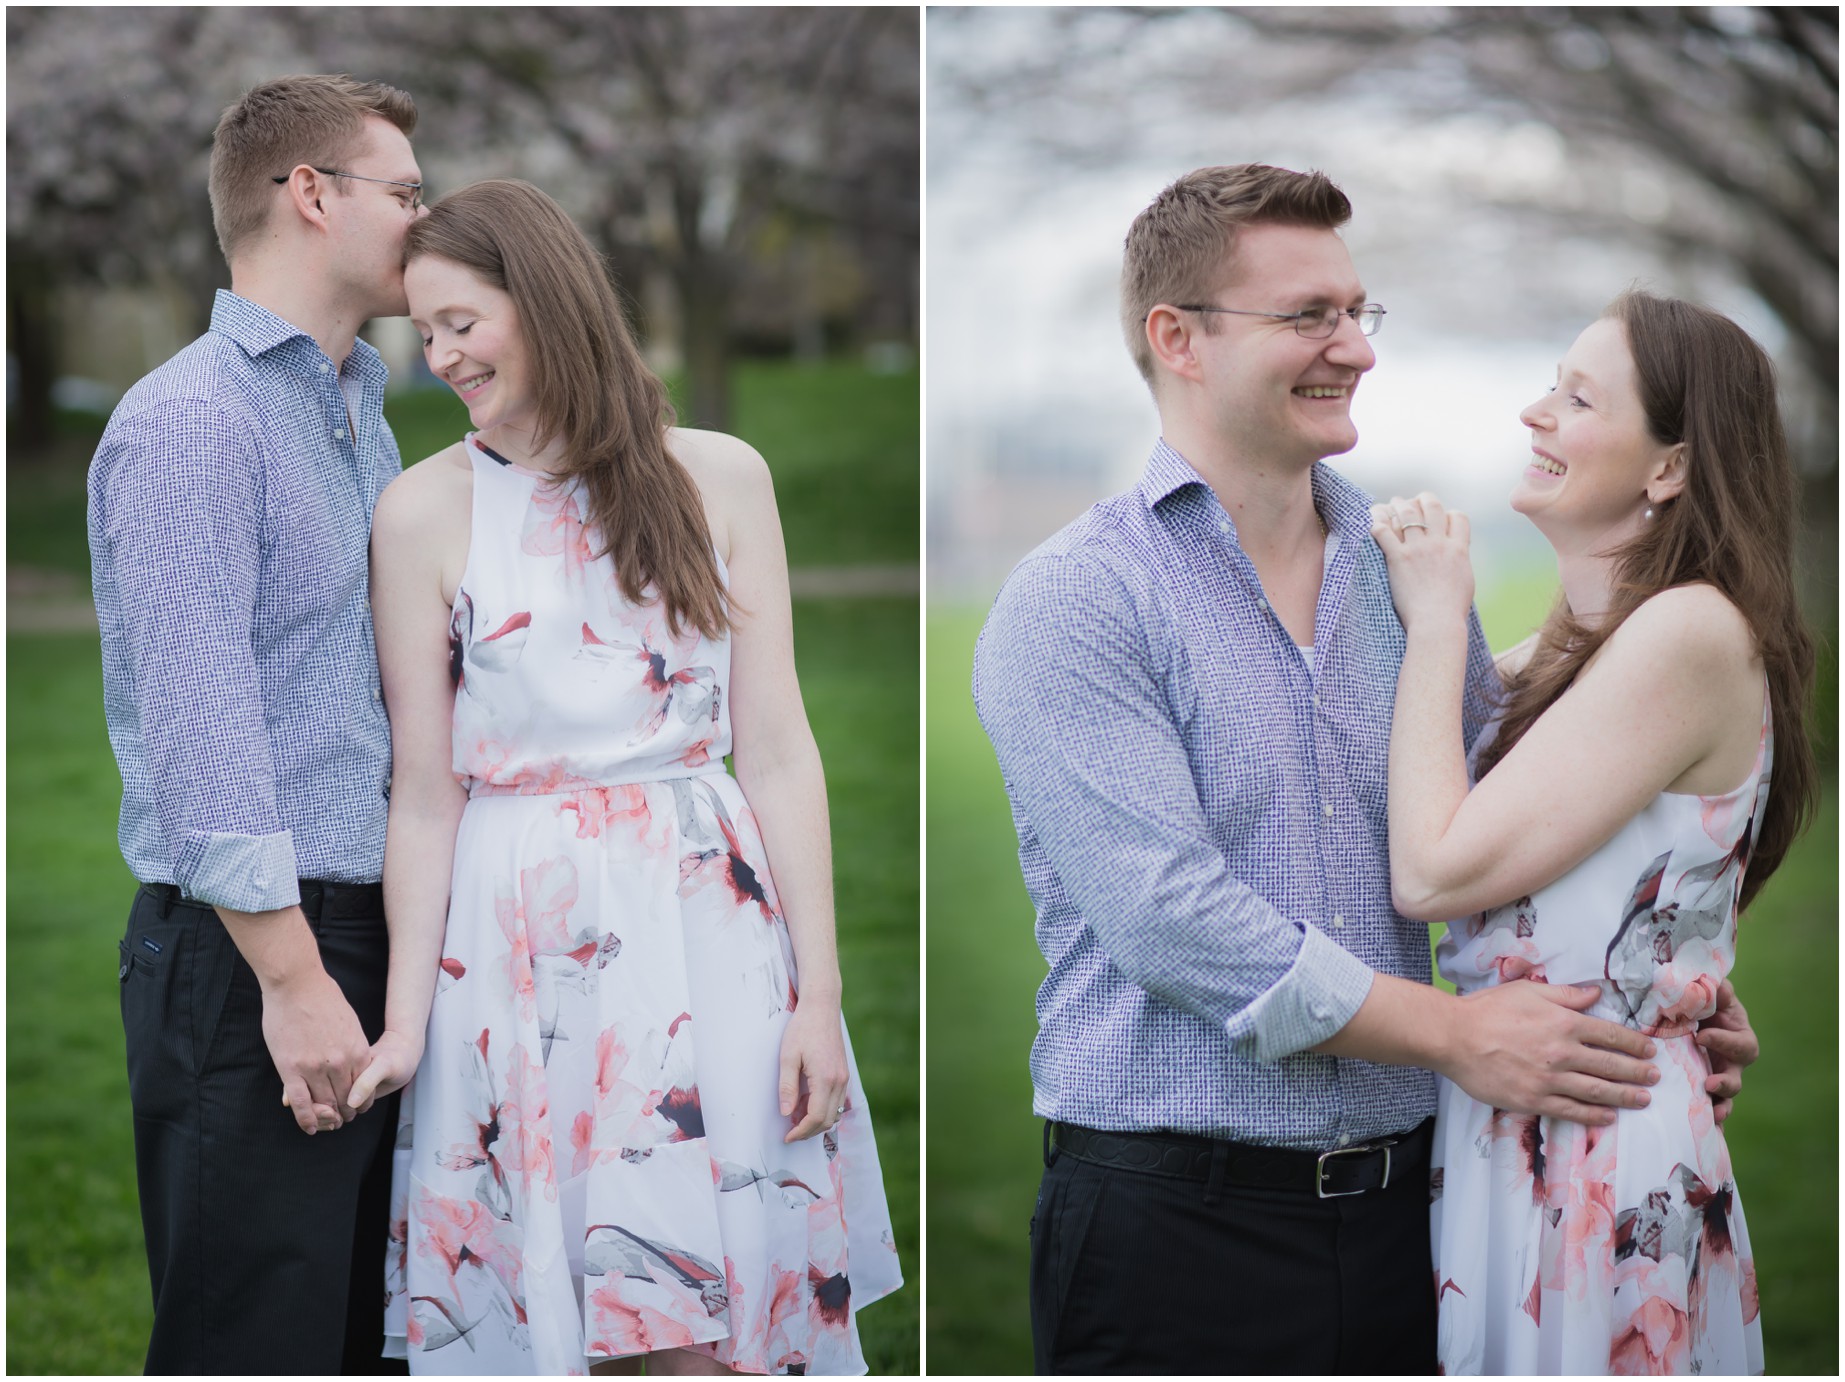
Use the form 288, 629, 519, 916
1643, 505, 1655, 522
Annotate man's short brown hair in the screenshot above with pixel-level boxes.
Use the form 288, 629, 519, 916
1120, 164, 1352, 383
208, 74, 417, 263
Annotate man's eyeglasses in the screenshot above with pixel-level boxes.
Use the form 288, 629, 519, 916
271, 167, 424, 211
1171, 303, 1387, 339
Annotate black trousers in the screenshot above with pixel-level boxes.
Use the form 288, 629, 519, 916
1029, 1129, 1438, 1375
120, 882, 407, 1376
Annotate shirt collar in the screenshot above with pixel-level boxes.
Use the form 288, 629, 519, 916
209, 289, 386, 383
1137, 437, 1377, 540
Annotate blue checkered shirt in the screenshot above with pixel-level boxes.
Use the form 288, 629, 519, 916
973, 440, 1499, 1149
88, 290, 401, 913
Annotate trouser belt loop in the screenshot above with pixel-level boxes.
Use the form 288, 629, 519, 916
1043, 1119, 1059, 1168
154, 884, 177, 919
1202, 1139, 1229, 1207
298, 879, 326, 923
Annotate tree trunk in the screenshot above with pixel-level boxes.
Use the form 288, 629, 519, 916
669, 171, 733, 431
7, 242, 61, 452
677, 253, 733, 431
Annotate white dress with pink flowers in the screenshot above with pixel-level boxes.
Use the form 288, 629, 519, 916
1429, 700, 1770, 1375
382, 435, 900, 1375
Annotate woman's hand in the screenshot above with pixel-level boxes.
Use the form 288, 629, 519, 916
347, 1029, 425, 1116
1370, 491, 1475, 633
778, 997, 850, 1143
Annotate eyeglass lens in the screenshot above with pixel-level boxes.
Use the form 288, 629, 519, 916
1298, 306, 1383, 338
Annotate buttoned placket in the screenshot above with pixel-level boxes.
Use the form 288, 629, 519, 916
1211, 496, 1341, 1007
1307, 513, 1364, 1147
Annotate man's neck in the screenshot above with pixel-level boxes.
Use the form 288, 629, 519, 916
1163, 422, 1325, 566
229, 258, 362, 370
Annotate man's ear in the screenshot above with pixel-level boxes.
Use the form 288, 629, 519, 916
1145, 304, 1202, 385
1647, 441, 1688, 505
276, 165, 334, 233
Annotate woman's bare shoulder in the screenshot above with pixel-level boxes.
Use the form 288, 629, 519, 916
375, 441, 472, 539
666, 426, 771, 493
1619, 583, 1757, 668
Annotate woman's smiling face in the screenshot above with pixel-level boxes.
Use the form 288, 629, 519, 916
405, 254, 535, 439
1513, 316, 1683, 549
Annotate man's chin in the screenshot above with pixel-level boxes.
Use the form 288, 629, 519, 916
1310, 422, 1360, 461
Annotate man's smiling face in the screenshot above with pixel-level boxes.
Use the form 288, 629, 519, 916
1190, 222, 1377, 468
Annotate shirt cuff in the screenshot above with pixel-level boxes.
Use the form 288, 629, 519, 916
1224, 923, 1376, 1062
176, 830, 302, 912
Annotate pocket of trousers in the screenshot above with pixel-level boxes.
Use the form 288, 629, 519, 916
120, 903, 190, 1123
1046, 1160, 1110, 1349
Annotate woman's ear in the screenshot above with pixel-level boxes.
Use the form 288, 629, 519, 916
1647, 441, 1688, 505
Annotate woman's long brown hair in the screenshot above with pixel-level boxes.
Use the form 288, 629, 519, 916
1476, 290, 1816, 909
406, 179, 728, 641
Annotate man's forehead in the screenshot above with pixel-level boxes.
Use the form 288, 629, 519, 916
355, 116, 420, 178
1221, 223, 1364, 301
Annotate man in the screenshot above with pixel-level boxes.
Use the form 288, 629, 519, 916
88, 74, 427, 1374
972, 164, 1756, 1374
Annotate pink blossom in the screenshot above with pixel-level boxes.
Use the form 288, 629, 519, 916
558, 786, 650, 840
585, 1282, 699, 1356
1609, 1295, 1691, 1374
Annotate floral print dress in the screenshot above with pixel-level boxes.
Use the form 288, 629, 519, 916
382, 435, 901, 1374
1430, 698, 1770, 1375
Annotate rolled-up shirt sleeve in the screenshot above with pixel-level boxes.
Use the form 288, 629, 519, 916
973, 551, 1374, 1060
96, 400, 300, 911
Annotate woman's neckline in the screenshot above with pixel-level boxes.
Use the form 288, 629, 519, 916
467, 431, 563, 479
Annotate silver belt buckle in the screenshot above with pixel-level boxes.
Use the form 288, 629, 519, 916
1316, 1140, 1392, 1199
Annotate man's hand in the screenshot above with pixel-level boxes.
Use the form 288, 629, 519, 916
1442, 981, 1658, 1125
1695, 979, 1759, 1124
259, 966, 372, 1134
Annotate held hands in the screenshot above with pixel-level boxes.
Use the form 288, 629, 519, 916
778, 998, 850, 1144
1695, 979, 1760, 1124
261, 966, 374, 1135
348, 1030, 426, 1118
1369, 492, 1474, 632
1444, 980, 1659, 1126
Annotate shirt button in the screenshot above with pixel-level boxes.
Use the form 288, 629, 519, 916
1322, 802, 1334, 817
1257, 597, 1269, 612
1311, 1003, 1330, 1021
1217, 518, 1230, 533
1333, 914, 1345, 929
334, 427, 347, 440
319, 362, 330, 374
372, 687, 382, 703
1338, 1133, 1351, 1146
1311, 692, 1320, 707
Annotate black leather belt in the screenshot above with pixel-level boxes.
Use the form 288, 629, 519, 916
1049, 1118, 1432, 1199
146, 879, 384, 919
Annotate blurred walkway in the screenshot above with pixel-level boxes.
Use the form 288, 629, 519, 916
7, 563, 919, 633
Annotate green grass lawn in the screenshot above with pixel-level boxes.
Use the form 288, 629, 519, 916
5, 354, 918, 1373
7, 600, 917, 1375
8, 358, 918, 583
926, 579, 1839, 1376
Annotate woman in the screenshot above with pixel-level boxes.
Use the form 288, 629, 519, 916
1370, 290, 1813, 1374
346, 180, 901, 1374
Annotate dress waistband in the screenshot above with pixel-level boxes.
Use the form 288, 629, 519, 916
466, 764, 730, 800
